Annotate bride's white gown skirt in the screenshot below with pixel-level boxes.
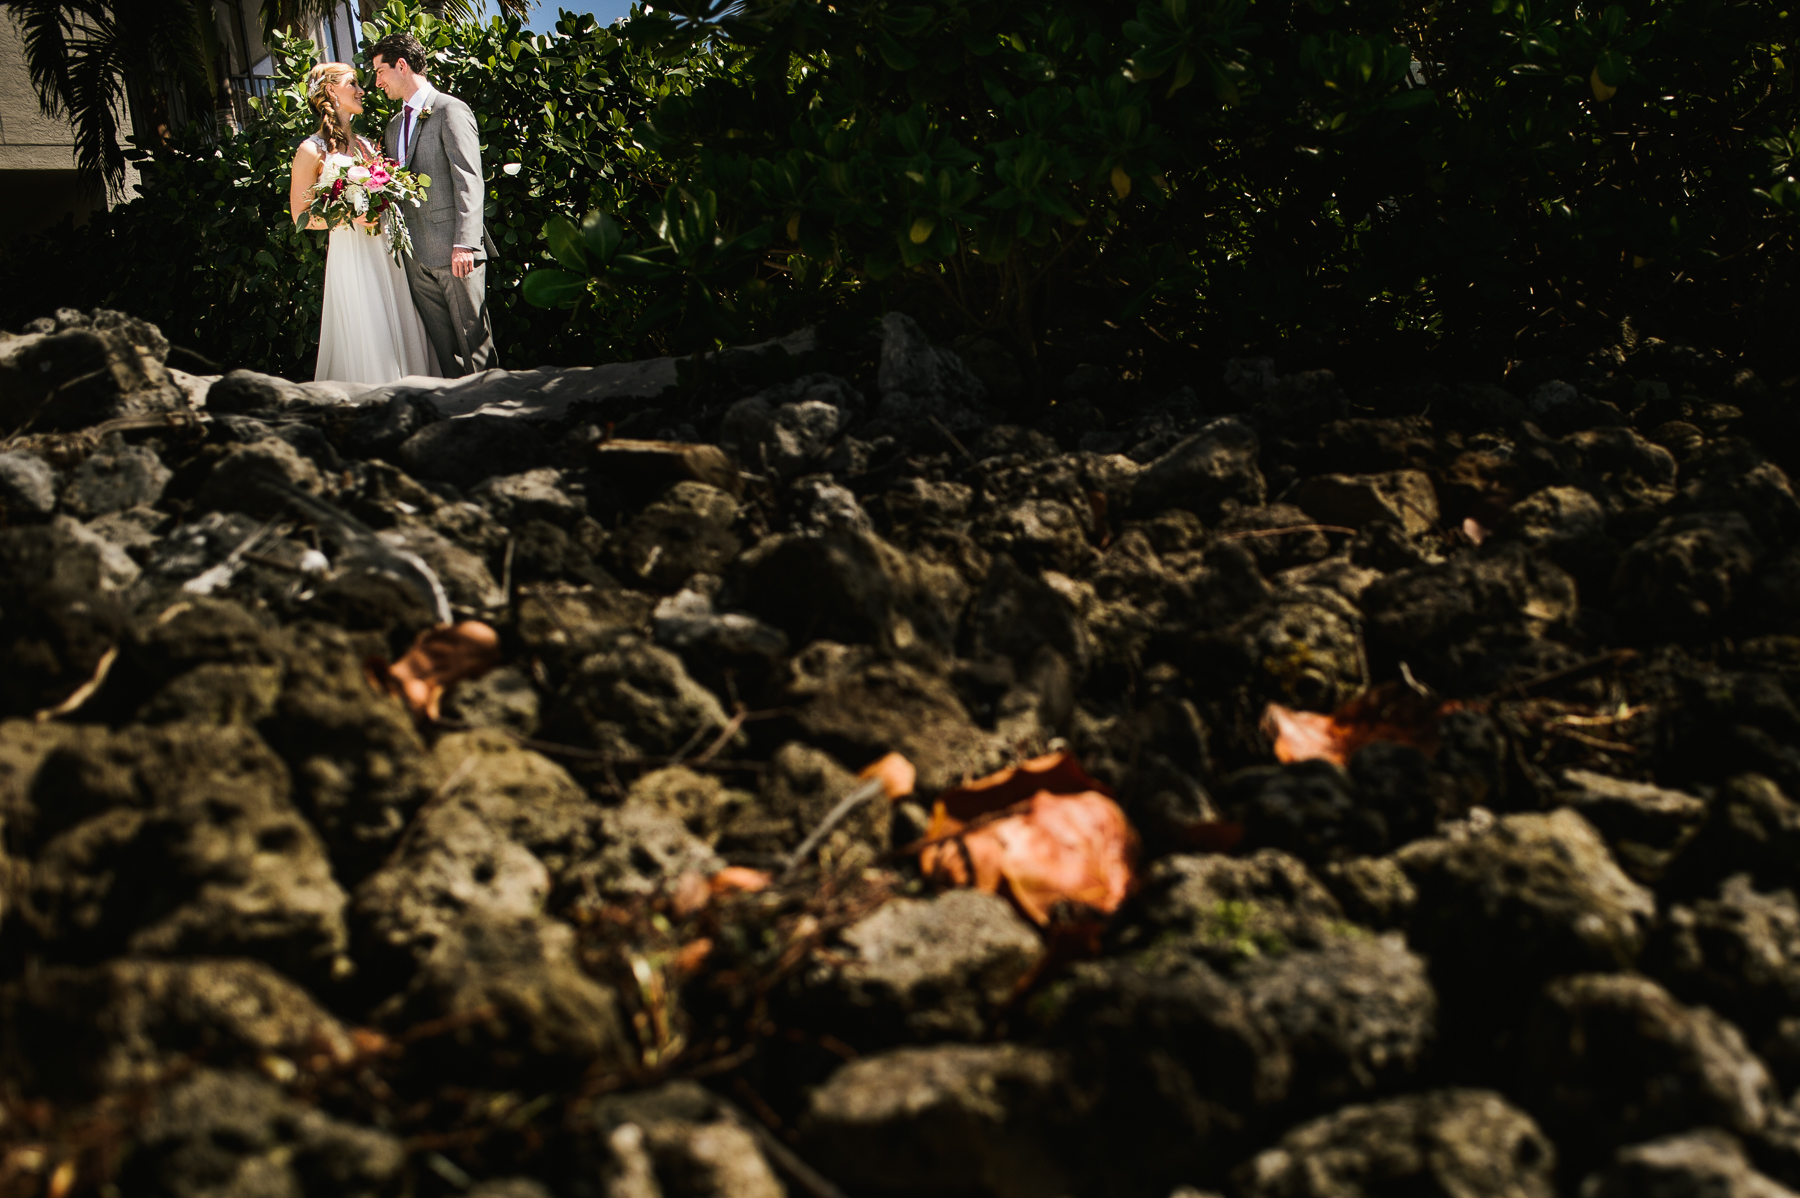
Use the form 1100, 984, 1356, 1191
315, 224, 441, 385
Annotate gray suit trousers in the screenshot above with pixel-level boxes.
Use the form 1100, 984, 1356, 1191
404, 255, 497, 377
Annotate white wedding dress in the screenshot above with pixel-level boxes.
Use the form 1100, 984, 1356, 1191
308, 134, 440, 385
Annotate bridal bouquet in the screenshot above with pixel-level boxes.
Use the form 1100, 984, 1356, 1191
307, 152, 430, 266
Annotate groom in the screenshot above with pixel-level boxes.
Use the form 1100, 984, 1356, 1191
369, 32, 499, 376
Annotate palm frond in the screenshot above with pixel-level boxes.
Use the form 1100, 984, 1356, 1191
427, 0, 536, 24
3, 0, 102, 118
2, 0, 217, 197
58, 3, 130, 194
259, 0, 349, 36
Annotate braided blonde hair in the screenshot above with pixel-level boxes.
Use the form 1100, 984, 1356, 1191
306, 63, 359, 157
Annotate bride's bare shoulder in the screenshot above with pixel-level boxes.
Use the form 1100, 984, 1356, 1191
293, 137, 324, 167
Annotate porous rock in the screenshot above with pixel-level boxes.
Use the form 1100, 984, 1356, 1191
8, 721, 349, 982
1361, 543, 1580, 692
716, 740, 872, 867
1129, 416, 1267, 521
1397, 809, 1655, 1006
1649, 873, 1800, 1046
774, 642, 1007, 796
1614, 511, 1766, 641
720, 375, 857, 480
1558, 767, 1707, 883
63, 431, 172, 517
1519, 972, 1778, 1162
0, 309, 186, 432
1237, 934, 1437, 1111
117, 1068, 404, 1198
0, 450, 56, 518
726, 529, 966, 666
606, 480, 742, 592
798, 1044, 1075, 1198
875, 312, 987, 431
398, 413, 550, 490
257, 622, 442, 883
472, 466, 588, 527
816, 889, 1046, 1041
586, 1080, 787, 1198
1045, 954, 1291, 1188
1582, 1128, 1798, 1198
1226, 760, 1388, 865
547, 635, 738, 760
1495, 485, 1614, 586
384, 913, 632, 1076
1237, 1089, 1556, 1198
0, 957, 355, 1098
1114, 848, 1351, 972
193, 436, 327, 516
1287, 469, 1440, 538
353, 729, 603, 976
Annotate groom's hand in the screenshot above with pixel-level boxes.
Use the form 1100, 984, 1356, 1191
451, 247, 475, 279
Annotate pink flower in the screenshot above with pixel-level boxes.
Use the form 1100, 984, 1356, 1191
369, 169, 391, 188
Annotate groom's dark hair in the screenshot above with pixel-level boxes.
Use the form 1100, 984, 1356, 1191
369, 32, 428, 75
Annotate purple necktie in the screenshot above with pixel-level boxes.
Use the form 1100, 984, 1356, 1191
401, 106, 413, 160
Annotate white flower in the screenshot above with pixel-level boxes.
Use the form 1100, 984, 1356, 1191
351, 188, 368, 214
348, 165, 372, 182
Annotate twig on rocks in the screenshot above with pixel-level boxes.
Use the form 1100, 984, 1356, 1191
1497, 648, 1638, 699
927, 414, 977, 466
2, 367, 109, 443
1217, 523, 1357, 540
180, 515, 286, 596
396, 1001, 500, 1045
432, 721, 767, 775
781, 776, 887, 880
691, 706, 748, 765
1543, 725, 1638, 754
34, 646, 119, 723
713, 1094, 850, 1198
666, 721, 715, 766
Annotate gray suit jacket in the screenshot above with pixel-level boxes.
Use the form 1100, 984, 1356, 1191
383, 85, 496, 268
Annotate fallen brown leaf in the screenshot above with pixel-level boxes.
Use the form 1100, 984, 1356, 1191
1263, 682, 1469, 767
709, 866, 772, 895
860, 751, 917, 800
368, 621, 502, 720
920, 751, 1136, 928
673, 938, 714, 977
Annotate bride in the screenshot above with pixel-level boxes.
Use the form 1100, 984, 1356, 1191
287, 63, 440, 385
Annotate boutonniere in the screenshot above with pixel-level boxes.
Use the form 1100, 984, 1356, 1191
418, 106, 434, 123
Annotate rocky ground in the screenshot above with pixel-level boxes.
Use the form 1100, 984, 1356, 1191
2, 306, 1800, 1198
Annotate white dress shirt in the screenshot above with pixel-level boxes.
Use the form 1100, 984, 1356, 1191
402, 81, 474, 255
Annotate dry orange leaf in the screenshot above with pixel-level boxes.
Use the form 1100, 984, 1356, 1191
710, 866, 773, 895
860, 751, 917, 800
1263, 682, 1469, 767
673, 938, 714, 976
920, 751, 1136, 927
369, 621, 502, 720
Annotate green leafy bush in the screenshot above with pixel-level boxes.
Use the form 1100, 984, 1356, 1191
524, 0, 1800, 372
3, 0, 1798, 385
